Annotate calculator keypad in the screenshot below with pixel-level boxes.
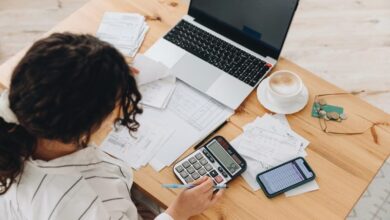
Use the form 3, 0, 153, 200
193, 162, 201, 170
180, 170, 188, 178
191, 172, 200, 180
175, 165, 184, 173
204, 163, 213, 171
187, 166, 195, 174
189, 157, 197, 164
195, 153, 203, 160
198, 168, 206, 176
200, 158, 208, 165
174, 149, 233, 185
184, 176, 193, 183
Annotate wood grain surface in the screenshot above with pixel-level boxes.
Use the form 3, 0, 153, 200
0, 0, 389, 219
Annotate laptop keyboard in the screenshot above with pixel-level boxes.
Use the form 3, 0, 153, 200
164, 20, 271, 87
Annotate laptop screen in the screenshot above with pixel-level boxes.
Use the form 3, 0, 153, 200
189, 0, 298, 59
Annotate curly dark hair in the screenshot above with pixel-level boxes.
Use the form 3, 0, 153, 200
0, 33, 142, 194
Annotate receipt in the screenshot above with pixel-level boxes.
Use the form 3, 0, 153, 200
231, 114, 318, 196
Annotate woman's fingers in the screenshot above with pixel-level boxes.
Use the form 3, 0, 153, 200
198, 178, 214, 193
191, 176, 208, 185
189, 177, 214, 193
130, 67, 139, 75
209, 189, 224, 206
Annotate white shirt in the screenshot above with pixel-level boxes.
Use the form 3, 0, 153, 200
0, 146, 173, 220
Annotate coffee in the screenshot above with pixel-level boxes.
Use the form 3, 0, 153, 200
269, 73, 301, 96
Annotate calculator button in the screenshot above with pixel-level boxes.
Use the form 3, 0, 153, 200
184, 176, 194, 183
217, 167, 224, 172
202, 149, 208, 154
221, 171, 228, 178
208, 157, 215, 163
191, 172, 200, 180
193, 162, 201, 170
182, 161, 190, 168
195, 153, 203, 160
186, 166, 195, 174
175, 165, 184, 173
210, 170, 218, 177
189, 157, 197, 164
198, 168, 206, 176
180, 170, 189, 178
204, 164, 213, 171
199, 158, 208, 165
214, 175, 223, 184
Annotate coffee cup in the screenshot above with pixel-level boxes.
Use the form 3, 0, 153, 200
266, 70, 304, 105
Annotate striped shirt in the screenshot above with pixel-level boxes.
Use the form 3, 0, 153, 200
0, 146, 173, 220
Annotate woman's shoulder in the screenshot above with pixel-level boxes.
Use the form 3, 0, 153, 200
8, 163, 94, 219
5, 146, 135, 220
28, 146, 133, 180
9, 171, 114, 220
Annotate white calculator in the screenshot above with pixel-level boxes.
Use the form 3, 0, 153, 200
173, 136, 247, 185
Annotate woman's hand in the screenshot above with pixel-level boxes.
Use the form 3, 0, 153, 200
165, 176, 224, 220
130, 67, 139, 75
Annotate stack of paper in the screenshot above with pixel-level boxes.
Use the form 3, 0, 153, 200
100, 80, 233, 171
133, 54, 176, 109
101, 122, 174, 170
97, 12, 149, 57
139, 81, 234, 171
231, 114, 319, 197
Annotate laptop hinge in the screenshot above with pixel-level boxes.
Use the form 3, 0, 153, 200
265, 57, 277, 66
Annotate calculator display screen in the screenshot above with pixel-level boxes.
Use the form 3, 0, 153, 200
208, 140, 240, 175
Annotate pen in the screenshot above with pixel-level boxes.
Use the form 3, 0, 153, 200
162, 183, 228, 189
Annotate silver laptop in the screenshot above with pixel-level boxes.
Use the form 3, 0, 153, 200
146, 0, 299, 109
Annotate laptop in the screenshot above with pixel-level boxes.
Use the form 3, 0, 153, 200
145, 0, 299, 109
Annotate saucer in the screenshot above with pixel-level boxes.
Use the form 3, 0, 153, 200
257, 78, 309, 114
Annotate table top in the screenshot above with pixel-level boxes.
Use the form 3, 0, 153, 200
1, 0, 390, 219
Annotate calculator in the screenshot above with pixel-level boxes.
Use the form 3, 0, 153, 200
173, 136, 247, 185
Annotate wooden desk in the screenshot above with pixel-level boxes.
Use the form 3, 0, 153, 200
1, 0, 390, 219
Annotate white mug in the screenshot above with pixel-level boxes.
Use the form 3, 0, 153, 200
266, 70, 304, 105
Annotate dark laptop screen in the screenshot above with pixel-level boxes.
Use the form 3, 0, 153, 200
189, 0, 298, 59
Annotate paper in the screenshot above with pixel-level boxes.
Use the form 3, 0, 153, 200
139, 75, 176, 109
97, 12, 149, 57
138, 80, 234, 171
100, 122, 174, 170
133, 54, 170, 85
167, 82, 230, 131
272, 114, 290, 128
238, 114, 308, 165
231, 113, 318, 196
133, 54, 176, 109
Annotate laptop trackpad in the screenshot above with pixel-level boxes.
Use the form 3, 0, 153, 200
171, 53, 222, 92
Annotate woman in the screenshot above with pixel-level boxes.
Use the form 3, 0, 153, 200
0, 33, 223, 220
